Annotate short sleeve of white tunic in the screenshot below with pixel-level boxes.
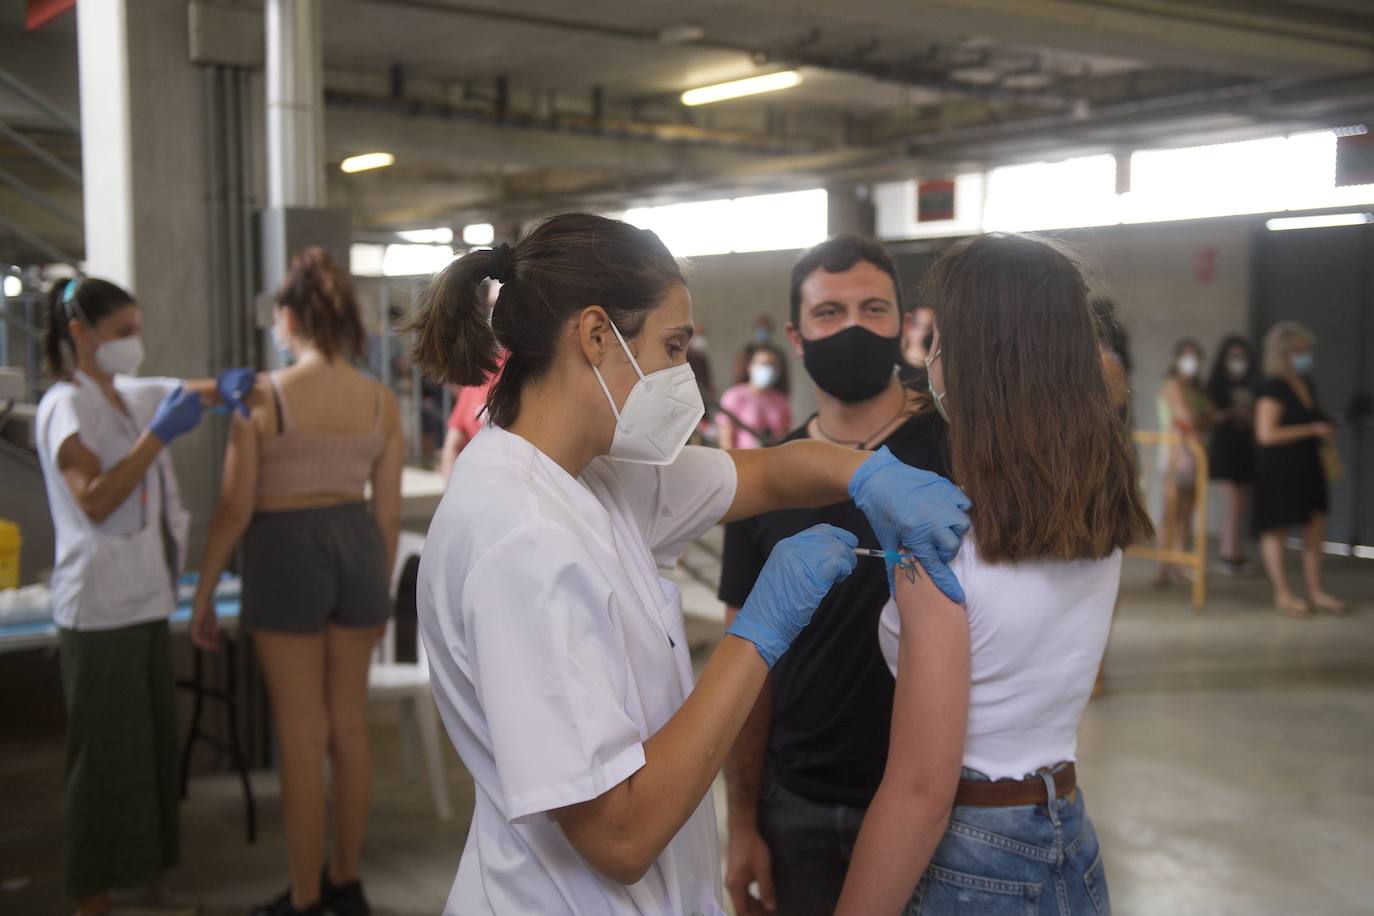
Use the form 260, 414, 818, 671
463, 519, 652, 822
581, 445, 738, 570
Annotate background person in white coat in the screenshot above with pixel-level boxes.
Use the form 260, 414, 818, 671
403, 213, 971, 915
35, 276, 253, 916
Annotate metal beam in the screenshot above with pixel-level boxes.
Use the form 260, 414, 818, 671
0, 120, 82, 186
0, 210, 78, 264
0, 67, 81, 134
0, 163, 82, 228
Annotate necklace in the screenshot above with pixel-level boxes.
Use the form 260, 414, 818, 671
814, 387, 913, 450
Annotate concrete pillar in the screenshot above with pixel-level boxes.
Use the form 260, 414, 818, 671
265, 0, 324, 208
827, 182, 877, 238
76, 0, 218, 545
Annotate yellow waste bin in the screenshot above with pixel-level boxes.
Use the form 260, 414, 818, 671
0, 520, 19, 590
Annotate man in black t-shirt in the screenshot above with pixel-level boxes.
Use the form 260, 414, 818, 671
718, 235, 950, 916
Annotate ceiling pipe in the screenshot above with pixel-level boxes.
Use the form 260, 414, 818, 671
357, 0, 1075, 107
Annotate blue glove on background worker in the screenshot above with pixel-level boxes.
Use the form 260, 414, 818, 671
849, 446, 972, 603
215, 367, 257, 418
728, 524, 859, 668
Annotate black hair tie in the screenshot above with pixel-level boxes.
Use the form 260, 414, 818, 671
486, 243, 511, 283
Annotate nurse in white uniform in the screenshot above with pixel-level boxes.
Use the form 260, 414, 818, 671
34, 276, 254, 915
406, 214, 971, 915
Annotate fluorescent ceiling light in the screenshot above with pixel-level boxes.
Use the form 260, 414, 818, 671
462, 223, 495, 246
1265, 212, 1371, 231
681, 70, 801, 106
340, 152, 395, 174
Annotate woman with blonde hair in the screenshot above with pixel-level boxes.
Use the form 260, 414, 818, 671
1252, 321, 1345, 617
190, 247, 405, 915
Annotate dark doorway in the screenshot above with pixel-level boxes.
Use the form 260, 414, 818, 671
1252, 221, 1374, 548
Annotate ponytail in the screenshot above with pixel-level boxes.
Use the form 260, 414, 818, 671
43, 277, 135, 379
403, 213, 684, 429
403, 248, 501, 388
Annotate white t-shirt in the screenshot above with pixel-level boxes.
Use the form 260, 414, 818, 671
419, 426, 738, 915
879, 536, 1121, 781
35, 371, 189, 630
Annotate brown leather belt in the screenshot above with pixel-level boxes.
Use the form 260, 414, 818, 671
953, 763, 1076, 808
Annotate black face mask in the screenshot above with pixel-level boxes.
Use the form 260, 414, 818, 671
801, 325, 902, 403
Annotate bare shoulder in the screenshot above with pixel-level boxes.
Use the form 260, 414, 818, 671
372, 376, 401, 431
246, 373, 279, 438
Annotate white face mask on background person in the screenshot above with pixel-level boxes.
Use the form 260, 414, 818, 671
1290, 351, 1314, 374
592, 319, 705, 465
1226, 357, 1249, 379
1176, 353, 1200, 378
94, 335, 145, 376
749, 363, 777, 390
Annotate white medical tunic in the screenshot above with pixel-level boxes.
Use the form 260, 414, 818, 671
35, 371, 190, 631
419, 426, 738, 915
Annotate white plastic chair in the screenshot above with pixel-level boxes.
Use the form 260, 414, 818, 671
369, 530, 453, 820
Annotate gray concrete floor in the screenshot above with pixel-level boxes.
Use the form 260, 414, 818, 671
1, 548, 1370, 915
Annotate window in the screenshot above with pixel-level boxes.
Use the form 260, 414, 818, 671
462, 223, 496, 246
873, 128, 1374, 241
623, 188, 828, 257
351, 243, 455, 277
983, 155, 1117, 231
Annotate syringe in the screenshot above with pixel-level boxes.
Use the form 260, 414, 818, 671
854, 547, 905, 562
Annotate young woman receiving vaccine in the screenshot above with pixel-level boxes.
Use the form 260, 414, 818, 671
403, 213, 970, 915
34, 276, 253, 916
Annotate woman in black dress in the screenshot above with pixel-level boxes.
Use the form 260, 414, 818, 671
1206, 335, 1257, 573
1253, 321, 1346, 617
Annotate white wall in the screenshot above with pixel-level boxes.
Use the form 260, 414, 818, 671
1063, 218, 1253, 428
681, 248, 819, 423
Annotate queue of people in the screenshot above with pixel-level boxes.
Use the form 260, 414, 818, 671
1151, 324, 1346, 617
30, 212, 1351, 916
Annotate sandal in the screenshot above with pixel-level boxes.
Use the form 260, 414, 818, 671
1276, 594, 1312, 618
1311, 593, 1351, 615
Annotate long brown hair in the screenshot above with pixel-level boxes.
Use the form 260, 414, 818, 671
925, 233, 1153, 564
402, 213, 685, 429
274, 246, 366, 360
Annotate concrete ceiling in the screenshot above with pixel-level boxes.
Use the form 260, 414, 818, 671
317, 0, 1374, 228
4, 0, 1374, 257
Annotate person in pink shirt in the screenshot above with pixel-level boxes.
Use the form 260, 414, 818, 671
718, 342, 792, 449
439, 353, 504, 481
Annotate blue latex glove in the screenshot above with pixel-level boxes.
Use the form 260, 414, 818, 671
216, 367, 256, 418
149, 386, 204, 444
849, 446, 972, 603
727, 524, 859, 668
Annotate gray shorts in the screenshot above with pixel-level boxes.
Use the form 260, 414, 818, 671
240, 502, 390, 633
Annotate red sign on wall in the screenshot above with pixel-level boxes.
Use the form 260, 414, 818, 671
26, 0, 75, 30
917, 180, 956, 222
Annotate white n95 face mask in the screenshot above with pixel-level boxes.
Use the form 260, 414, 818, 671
95, 335, 145, 376
593, 320, 704, 465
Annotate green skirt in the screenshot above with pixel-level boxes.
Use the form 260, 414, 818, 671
59, 619, 180, 897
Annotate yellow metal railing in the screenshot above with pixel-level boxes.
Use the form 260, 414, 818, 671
1126, 430, 1209, 611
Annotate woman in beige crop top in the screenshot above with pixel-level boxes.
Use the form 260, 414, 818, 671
189, 248, 404, 916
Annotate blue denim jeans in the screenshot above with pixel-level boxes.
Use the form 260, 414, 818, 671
907, 768, 1111, 916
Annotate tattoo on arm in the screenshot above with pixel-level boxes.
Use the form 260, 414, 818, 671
897, 553, 920, 584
